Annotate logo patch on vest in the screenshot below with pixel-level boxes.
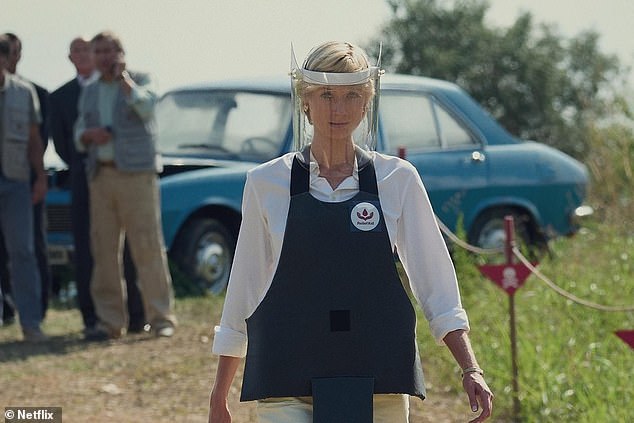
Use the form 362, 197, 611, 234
350, 202, 380, 232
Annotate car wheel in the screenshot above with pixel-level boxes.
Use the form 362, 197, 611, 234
172, 218, 235, 294
468, 207, 543, 253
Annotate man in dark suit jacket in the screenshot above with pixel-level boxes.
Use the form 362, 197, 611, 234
49, 36, 145, 337
0, 33, 51, 323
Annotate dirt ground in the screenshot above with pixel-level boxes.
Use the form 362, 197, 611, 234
0, 299, 492, 422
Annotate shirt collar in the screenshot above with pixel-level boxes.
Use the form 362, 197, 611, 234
77, 70, 100, 87
308, 150, 359, 181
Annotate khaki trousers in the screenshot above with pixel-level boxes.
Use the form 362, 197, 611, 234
89, 167, 175, 336
256, 394, 409, 423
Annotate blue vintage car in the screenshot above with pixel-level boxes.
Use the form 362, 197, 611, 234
46, 74, 591, 293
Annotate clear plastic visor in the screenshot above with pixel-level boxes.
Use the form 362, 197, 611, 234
290, 50, 382, 152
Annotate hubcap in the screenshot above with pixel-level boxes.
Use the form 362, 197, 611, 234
195, 233, 230, 293
477, 220, 506, 249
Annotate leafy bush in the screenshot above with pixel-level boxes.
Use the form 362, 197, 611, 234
585, 123, 634, 229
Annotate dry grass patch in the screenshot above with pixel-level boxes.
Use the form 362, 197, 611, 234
1, 296, 490, 422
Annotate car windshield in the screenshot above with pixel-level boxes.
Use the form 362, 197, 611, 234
156, 90, 291, 162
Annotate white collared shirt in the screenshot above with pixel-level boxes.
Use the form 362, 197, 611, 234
77, 70, 100, 88
212, 151, 469, 357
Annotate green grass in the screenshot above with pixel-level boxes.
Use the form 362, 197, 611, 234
436, 219, 634, 422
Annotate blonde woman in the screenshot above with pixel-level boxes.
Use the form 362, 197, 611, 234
209, 41, 493, 423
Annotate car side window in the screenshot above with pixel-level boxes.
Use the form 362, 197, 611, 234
381, 92, 439, 152
381, 91, 475, 153
435, 105, 475, 148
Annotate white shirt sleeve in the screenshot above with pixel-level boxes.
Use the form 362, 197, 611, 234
390, 159, 470, 344
212, 159, 289, 357
126, 79, 157, 122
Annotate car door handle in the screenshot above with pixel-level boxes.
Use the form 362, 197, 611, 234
471, 151, 486, 162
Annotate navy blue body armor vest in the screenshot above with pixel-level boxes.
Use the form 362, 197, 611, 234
241, 151, 425, 409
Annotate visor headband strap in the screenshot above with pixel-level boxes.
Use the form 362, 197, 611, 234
296, 67, 381, 86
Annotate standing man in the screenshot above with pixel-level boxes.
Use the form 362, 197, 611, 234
75, 31, 175, 339
50, 36, 146, 339
0, 33, 50, 325
0, 34, 47, 341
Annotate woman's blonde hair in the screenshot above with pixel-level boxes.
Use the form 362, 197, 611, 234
298, 41, 375, 99
303, 41, 370, 73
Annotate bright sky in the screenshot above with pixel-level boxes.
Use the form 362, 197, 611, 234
5, 0, 634, 94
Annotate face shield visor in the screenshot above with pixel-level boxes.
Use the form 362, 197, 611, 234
290, 44, 383, 152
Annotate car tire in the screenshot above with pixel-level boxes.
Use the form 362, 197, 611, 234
172, 218, 235, 294
468, 207, 545, 254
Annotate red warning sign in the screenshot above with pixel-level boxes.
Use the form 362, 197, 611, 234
615, 330, 634, 349
478, 263, 534, 296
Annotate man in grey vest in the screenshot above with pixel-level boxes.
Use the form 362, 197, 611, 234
50, 36, 147, 339
0, 32, 51, 325
74, 31, 176, 340
0, 34, 47, 341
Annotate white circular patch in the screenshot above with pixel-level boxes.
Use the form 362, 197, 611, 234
351, 202, 380, 231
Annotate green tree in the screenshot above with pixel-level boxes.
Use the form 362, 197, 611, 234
369, 0, 630, 159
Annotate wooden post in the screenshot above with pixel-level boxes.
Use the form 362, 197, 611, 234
505, 216, 521, 421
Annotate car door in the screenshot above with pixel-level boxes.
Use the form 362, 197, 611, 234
379, 89, 488, 231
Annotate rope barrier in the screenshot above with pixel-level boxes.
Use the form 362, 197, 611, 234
512, 247, 634, 312
435, 216, 634, 312
435, 217, 503, 255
